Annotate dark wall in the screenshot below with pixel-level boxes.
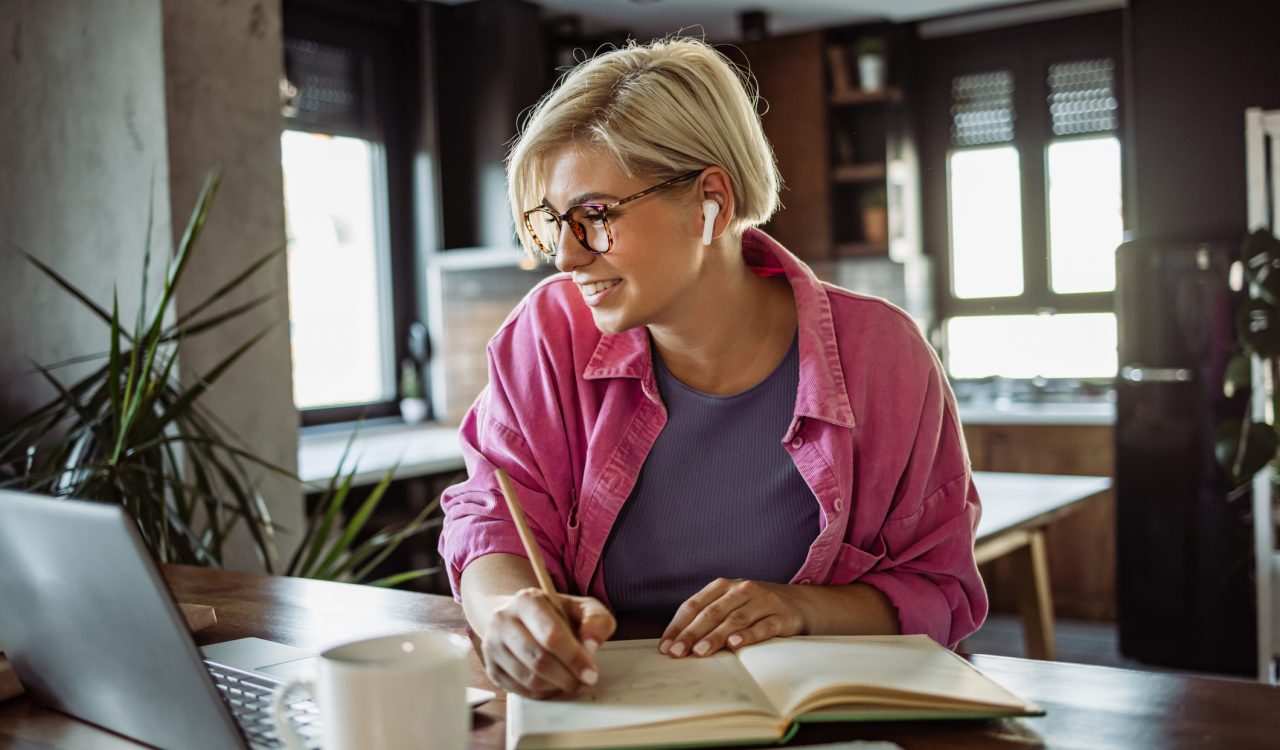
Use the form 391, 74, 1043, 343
434, 0, 548, 250
1126, 0, 1280, 239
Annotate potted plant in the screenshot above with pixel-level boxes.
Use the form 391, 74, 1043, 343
860, 186, 889, 247
853, 36, 888, 93
0, 173, 437, 586
399, 358, 428, 425
1216, 229, 1280, 487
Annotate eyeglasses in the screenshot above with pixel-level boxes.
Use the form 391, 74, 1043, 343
521, 170, 703, 257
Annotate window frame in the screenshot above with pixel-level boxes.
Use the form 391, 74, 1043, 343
918, 11, 1126, 325
282, 0, 425, 426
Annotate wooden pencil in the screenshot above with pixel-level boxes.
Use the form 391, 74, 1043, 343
495, 468, 571, 622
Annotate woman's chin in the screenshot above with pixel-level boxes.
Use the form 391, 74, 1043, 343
589, 308, 636, 336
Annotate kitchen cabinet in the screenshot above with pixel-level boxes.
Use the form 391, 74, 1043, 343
964, 423, 1116, 621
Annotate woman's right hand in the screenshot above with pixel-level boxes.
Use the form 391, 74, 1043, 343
481, 588, 616, 699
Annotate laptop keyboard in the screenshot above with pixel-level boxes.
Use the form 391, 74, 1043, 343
206, 660, 321, 749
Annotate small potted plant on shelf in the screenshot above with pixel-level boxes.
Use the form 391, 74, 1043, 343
399, 358, 428, 425
860, 186, 889, 247
853, 36, 888, 93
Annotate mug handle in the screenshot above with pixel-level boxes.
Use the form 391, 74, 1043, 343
270, 678, 316, 750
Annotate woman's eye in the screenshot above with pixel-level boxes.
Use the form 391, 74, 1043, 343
582, 213, 605, 224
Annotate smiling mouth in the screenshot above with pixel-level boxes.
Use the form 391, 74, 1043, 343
579, 279, 621, 296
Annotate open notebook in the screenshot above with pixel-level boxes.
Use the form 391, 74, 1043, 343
507, 635, 1042, 750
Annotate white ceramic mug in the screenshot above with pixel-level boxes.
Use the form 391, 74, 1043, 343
270, 630, 471, 750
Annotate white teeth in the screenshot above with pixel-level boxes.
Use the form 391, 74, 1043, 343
581, 279, 621, 296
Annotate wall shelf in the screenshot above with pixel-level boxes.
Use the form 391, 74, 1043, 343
832, 163, 887, 183
836, 241, 890, 257
734, 23, 917, 262
829, 86, 904, 106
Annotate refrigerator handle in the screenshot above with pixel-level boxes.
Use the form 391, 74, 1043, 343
1120, 365, 1194, 383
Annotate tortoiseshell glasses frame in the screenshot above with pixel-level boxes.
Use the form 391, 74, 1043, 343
521, 169, 703, 257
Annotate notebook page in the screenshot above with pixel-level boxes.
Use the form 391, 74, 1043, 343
735, 635, 1034, 718
511, 639, 780, 738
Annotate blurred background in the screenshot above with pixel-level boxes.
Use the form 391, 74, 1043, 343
2, 0, 1278, 683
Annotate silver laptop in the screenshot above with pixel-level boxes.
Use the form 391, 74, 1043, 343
0, 489, 324, 749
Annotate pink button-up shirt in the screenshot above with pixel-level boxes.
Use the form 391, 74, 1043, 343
440, 229, 987, 648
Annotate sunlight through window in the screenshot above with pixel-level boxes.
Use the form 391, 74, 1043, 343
948, 146, 1024, 299
281, 130, 391, 409
1047, 136, 1123, 293
946, 313, 1117, 379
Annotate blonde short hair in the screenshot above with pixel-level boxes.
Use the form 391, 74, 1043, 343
507, 37, 781, 254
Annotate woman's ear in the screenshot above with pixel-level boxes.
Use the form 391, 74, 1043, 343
697, 167, 734, 245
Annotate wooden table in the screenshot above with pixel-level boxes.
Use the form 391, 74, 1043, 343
973, 472, 1111, 661
1, 565, 1276, 749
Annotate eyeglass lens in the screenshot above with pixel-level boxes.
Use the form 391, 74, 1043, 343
527, 206, 609, 256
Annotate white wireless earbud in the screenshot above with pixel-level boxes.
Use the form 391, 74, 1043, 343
701, 200, 719, 246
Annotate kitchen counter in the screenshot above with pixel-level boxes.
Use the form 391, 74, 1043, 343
957, 400, 1116, 426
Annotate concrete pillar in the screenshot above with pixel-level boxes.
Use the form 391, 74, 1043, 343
0, 0, 172, 417
160, 0, 302, 570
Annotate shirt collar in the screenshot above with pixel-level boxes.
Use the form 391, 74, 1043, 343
582, 228, 856, 427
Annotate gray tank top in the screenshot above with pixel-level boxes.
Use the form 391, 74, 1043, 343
601, 333, 819, 617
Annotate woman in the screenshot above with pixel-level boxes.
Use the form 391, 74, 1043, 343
440, 37, 986, 700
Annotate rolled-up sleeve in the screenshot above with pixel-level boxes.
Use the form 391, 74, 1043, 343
859, 473, 985, 649
850, 316, 987, 649
438, 339, 572, 600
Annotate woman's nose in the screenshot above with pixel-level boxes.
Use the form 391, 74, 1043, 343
554, 226, 594, 273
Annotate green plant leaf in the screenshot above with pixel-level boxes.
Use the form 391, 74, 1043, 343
154, 323, 278, 435
1223, 353, 1251, 399
1215, 417, 1278, 487
293, 468, 357, 578
109, 292, 123, 440
366, 568, 438, 589
10, 245, 126, 337
113, 340, 161, 464
138, 169, 157, 338
185, 435, 222, 555
1242, 228, 1280, 305
286, 432, 358, 576
129, 171, 220, 376
170, 291, 278, 341
115, 339, 144, 461
313, 465, 398, 580
350, 504, 442, 583
166, 243, 286, 336
130, 431, 296, 482
5, 352, 112, 383
202, 448, 276, 572
28, 362, 102, 453
157, 398, 278, 569
1237, 298, 1280, 357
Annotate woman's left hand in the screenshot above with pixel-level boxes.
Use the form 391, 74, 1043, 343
659, 578, 806, 658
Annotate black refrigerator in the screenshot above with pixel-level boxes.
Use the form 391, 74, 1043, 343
1115, 236, 1256, 675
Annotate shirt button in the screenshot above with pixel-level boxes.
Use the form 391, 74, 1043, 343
790, 435, 804, 449
834, 498, 844, 512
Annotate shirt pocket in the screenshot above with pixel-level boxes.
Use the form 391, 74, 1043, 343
831, 542, 883, 584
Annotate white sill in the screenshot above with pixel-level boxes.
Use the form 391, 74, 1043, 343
297, 421, 466, 487
958, 401, 1116, 426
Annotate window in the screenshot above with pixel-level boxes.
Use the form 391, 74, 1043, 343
946, 313, 1117, 379
920, 13, 1124, 381
281, 1, 422, 425
949, 143, 1024, 299
282, 130, 389, 408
